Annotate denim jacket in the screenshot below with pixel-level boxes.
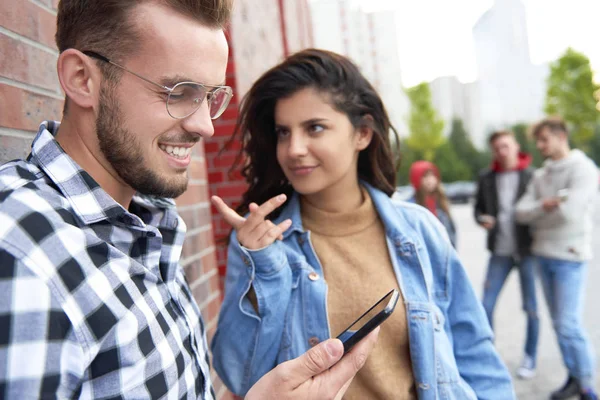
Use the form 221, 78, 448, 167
407, 196, 457, 248
211, 184, 515, 399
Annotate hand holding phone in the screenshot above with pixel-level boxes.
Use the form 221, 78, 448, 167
336, 289, 399, 353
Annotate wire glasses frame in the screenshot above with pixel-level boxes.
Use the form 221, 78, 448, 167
83, 51, 233, 120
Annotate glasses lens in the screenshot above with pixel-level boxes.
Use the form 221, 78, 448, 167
167, 82, 207, 118
208, 87, 232, 120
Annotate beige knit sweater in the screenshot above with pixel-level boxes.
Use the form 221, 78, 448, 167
301, 188, 416, 399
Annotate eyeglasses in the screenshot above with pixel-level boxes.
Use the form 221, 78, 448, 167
83, 51, 233, 120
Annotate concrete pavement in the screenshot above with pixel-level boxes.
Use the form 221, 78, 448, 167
453, 201, 600, 399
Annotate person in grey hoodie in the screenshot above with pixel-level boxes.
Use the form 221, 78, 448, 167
516, 117, 598, 400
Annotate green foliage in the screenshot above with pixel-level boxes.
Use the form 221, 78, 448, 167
396, 139, 422, 185
587, 123, 600, 166
434, 141, 472, 182
405, 82, 445, 161
447, 118, 488, 179
545, 48, 600, 150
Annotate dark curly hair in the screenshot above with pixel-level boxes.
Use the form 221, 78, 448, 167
228, 48, 401, 219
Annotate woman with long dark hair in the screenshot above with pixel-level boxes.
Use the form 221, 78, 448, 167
210, 49, 514, 399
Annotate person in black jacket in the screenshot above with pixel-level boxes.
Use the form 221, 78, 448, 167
474, 130, 538, 380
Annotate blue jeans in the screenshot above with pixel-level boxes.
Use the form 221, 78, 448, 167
537, 256, 596, 387
482, 255, 539, 362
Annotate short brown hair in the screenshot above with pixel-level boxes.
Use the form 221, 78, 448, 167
56, 0, 233, 62
531, 117, 569, 139
488, 130, 515, 145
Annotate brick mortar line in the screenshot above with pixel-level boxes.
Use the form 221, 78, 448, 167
0, 76, 64, 100
0, 26, 59, 56
29, 0, 58, 15
188, 267, 217, 291
181, 245, 215, 267
0, 127, 36, 139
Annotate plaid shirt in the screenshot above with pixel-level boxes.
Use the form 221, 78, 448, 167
0, 121, 215, 399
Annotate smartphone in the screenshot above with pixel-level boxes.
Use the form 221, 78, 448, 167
557, 189, 569, 202
477, 215, 495, 224
336, 289, 399, 353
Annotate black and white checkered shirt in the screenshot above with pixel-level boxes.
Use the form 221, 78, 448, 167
0, 121, 215, 399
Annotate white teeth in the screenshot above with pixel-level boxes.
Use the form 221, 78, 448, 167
159, 144, 192, 159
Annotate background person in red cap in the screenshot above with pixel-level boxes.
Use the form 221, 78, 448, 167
409, 160, 457, 247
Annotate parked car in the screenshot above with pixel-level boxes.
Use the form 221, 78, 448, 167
443, 181, 476, 204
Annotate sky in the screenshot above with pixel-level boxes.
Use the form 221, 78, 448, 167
341, 0, 600, 87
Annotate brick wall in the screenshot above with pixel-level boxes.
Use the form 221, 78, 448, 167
0, 1, 312, 399
205, 0, 313, 294
0, 0, 62, 162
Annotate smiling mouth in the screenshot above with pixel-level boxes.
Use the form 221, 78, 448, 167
159, 144, 193, 159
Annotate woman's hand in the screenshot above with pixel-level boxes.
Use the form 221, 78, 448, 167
211, 194, 292, 250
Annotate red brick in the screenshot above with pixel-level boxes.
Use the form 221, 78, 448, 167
0, 35, 60, 92
189, 159, 207, 180
201, 251, 218, 275
204, 141, 221, 153
175, 184, 204, 207
0, 84, 63, 131
184, 261, 202, 285
215, 183, 247, 199
213, 153, 239, 169
0, 0, 57, 50
0, 135, 33, 164
219, 106, 239, 122
208, 171, 224, 184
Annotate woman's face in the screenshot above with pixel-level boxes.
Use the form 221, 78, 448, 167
274, 88, 372, 197
421, 171, 438, 194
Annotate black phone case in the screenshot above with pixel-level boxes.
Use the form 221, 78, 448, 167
337, 289, 400, 353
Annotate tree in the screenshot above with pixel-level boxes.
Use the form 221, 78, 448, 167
447, 118, 487, 179
405, 82, 445, 161
545, 48, 600, 150
434, 141, 471, 183
396, 139, 422, 186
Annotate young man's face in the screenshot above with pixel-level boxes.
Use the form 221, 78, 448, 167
535, 127, 565, 159
96, 3, 228, 198
491, 134, 519, 169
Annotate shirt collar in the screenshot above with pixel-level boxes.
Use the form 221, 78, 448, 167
30, 121, 178, 226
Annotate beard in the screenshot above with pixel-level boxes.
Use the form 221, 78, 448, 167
95, 82, 190, 199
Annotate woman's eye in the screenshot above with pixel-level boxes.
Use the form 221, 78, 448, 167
275, 128, 290, 138
310, 124, 324, 133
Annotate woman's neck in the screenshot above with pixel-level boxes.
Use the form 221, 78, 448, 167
302, 178, 364, 214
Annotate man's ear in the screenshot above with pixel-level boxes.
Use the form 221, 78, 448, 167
57, 49, 102, 110
356, 114, 375, 151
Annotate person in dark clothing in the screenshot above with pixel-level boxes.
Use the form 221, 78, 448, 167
474, 130, 539, 380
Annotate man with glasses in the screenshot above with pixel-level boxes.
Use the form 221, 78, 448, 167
0, 1, 378, 399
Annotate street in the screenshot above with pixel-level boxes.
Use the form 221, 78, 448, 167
453, 201, 600, 399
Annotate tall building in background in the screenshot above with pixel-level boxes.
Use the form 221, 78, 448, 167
428, 0, 548, 147
309, 0, 409, 135
470, 0, 548, 145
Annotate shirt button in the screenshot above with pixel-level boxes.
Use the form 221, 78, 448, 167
297, 236, 305, 245
243, 258, 251, 266
308, 337, 320, 347
308, 272, 319, 281
418, 383, 430, 390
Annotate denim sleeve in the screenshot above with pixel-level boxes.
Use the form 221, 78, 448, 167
445, 247, 516, 399
210, 231, 292, 397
